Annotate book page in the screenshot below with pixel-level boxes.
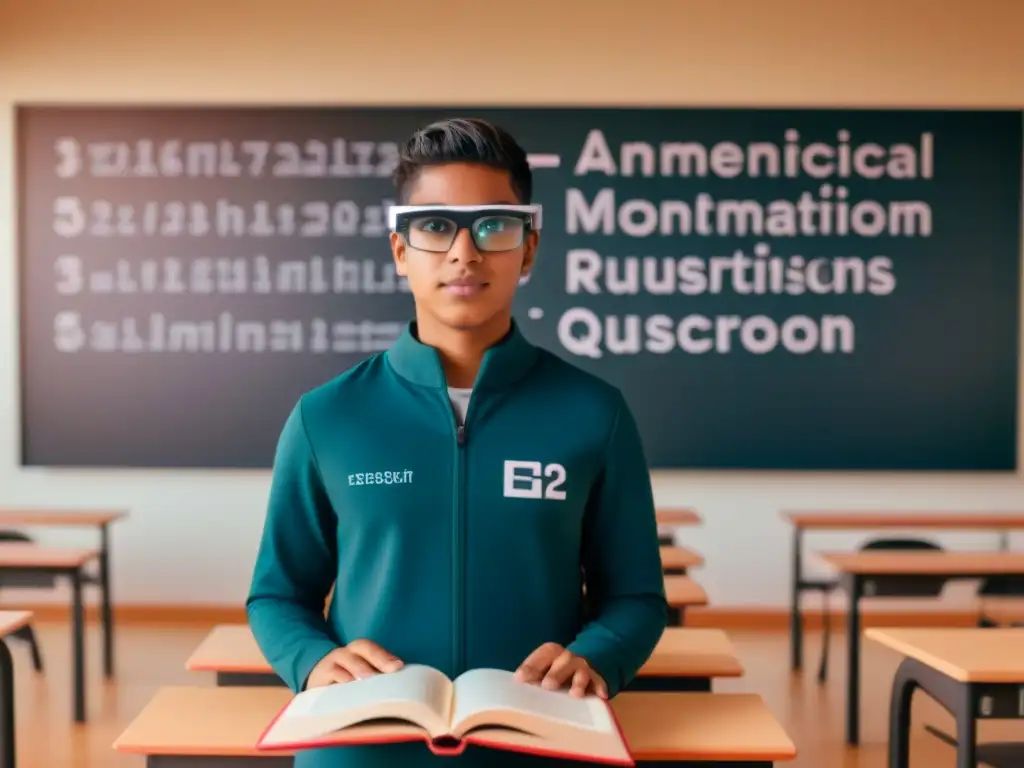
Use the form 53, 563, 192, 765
447, 669, 631, 764
259, 664, 453, 747
449, 668, 611, 737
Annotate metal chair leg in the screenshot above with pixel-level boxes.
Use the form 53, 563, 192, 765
10, 625, 43, 672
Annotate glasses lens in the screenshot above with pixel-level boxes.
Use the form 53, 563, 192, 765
472, 216, 525, 252
407, 216, 458, 252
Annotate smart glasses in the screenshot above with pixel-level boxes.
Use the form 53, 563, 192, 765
388, 204, 543, 253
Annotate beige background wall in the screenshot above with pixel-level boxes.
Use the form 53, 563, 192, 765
1, 0, 1022, 610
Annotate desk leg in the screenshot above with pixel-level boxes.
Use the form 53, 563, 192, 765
789, 526, 804, 671
888, 657, 976, 768
844, 574, 862, 746
98, 523, 114, 678
215, 671, 285, 687
70, 569, 85, 724
0, 638, 15, 768
624, 675, 711, 692
888, 656, 916, 768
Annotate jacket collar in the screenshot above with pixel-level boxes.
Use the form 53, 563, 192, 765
386, 318, 540, 391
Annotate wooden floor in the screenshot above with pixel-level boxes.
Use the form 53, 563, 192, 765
7, 621, 1021, 767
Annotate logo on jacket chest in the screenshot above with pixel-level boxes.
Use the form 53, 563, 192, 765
348, 469, 413, 486
502, 460, 567, 500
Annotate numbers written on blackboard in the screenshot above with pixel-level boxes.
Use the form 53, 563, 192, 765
53, 137, 400, 179
53, 312, 406, 355
51, 196, 394, 239
52, 254, 409, 297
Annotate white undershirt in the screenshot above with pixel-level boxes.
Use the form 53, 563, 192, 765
448, 387, 473, 426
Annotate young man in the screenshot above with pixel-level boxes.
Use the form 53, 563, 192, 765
247, 117, 668, 767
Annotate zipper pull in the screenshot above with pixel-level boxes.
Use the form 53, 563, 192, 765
457, 425, 466, 445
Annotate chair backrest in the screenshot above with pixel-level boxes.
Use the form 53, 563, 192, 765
858, 537, 947, 597
0, 530, 34, 544
861, 538, 942, 552
0, 530, 59, 590
978, 576, 1024, 596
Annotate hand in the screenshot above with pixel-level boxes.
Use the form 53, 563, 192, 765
514, 642, 608, 699
306, 639, 403, 689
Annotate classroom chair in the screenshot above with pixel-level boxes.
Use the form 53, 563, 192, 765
975, 576, 1024, 627
809, 537, 946, 683
924, 727, 1020, 768
0, 531, 45, 671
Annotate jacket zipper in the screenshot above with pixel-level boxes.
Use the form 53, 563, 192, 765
448, 398, 470, 676
454, 422, 466, 674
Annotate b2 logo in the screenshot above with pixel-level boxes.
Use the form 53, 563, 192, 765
503, 460, 567, 500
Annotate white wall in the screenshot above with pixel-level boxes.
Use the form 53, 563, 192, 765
1, 0, 1023, 609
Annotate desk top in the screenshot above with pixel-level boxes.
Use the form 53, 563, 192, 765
816, 550, 1024, 575
0, 544, 99, 568
664, 576, 709, 607
784, 511, 1024, 529
0, 508, 127, 526
655, 508, 702, 525
866, 627, 1024, 682
0, 611, 33, 637
615, 692, 796, 761
640, 628, 743, 677
660, 545, 703, 570
186, 625, 268, 673
113, 686, 796, 762
188, 625, 740, 679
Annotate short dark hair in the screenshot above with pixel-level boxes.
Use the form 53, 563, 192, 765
393, 117, 533, 203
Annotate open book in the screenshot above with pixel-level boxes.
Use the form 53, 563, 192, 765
256, 664, 633, 764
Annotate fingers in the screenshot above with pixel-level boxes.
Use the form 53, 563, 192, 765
545, 652, 606, 698
541, 649, 577, 690
326, 664, 355, 684
305, 641, 403, 689
306, 651, 354, 689
331, 640, 404, 681
516, 644, 608, 699
569, 666, 590, 698
335, 648, 379, 680
514, 642, 563, 684
348, 639, 404, 673
560, 662, 607, 699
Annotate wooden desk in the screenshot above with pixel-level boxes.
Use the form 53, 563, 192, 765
0, 545, 100, 724
186, 625, 273, 686
0, 508, 127, 528
0, 611, 32, 768
978, 598, 1024, 627
188, 625, 743, 693
660, 546, 703, 574
782, 510, 1024, 675
866, 627, 1024, 768
816, 550, 1024, 747
656, 508, 701, 545
664, 576, 708, 626
113, 686, 797, 766
0, 507, 126, 681
656, 508, 702, 526
629, 628, 744, 692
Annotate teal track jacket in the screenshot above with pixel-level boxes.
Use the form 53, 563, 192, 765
247, 320, 668, 767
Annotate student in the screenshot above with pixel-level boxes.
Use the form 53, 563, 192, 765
247, 117, 668, 767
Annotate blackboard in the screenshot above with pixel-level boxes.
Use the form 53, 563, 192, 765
15, 105, 1023, 470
